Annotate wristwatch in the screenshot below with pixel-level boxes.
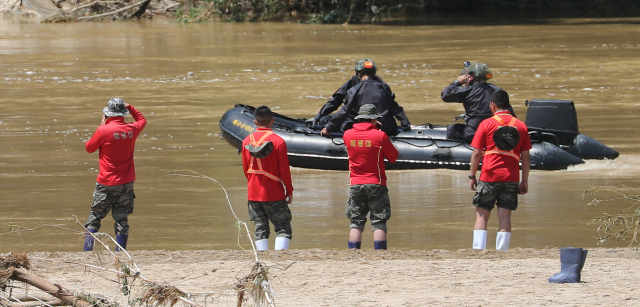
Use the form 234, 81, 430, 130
468, 174, 476, 179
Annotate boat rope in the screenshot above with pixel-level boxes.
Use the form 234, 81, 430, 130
392, 138, 475, 150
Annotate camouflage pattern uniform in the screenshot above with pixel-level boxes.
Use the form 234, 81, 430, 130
248, 199, 292, 240
473, 180, 519, 211
346, 184, 391, 232
84, 182, 135, 235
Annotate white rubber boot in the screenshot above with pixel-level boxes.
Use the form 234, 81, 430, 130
275, 237, 290, 250
255, 239, 269, 251
496, 232, 511, 251
473, 230, 488, 250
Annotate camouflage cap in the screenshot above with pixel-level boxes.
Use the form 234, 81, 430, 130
355, 104, 382, 120
460, 62, 493, 83
355, 58, 377, 75
103, 98, 129, 117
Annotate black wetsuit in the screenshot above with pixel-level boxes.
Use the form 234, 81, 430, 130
314, 75, 361, 122
325, 77, 410, 136
441, 80, 514, 143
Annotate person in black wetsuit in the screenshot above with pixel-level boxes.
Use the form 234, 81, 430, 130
320, 58, 411, 137
441, 62, 514, 144
307, 74, 361, 128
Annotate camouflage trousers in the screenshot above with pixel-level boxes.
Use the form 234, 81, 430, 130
248, 199, 292, 241
84, 182, 135, 235
473, 181, 519, 211
346, 184, 391, 232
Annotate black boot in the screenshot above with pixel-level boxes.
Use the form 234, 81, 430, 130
549, 247, 588, 283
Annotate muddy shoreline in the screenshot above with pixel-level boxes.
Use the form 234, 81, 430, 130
6, 248, 638, 306
2, 0, 640, 23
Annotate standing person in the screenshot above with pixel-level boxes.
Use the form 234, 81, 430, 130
84, 98, 147, 251
342, 104, 399, 250
441, 62, 513, 143
242, 106, 294, 251
468, 90, 531, 251
320, 59, 410, 137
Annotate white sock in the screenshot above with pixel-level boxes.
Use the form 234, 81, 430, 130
275, 237, 290, 250
255, 239, 269, 251
496, 232, 511, 251
473, 230, 488, 250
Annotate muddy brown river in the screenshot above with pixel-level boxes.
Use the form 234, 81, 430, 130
1, 18, 640, 252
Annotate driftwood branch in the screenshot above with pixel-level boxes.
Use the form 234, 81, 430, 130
1, 293, 63, 307
10, 268, 90, 307
77, 0, 150, 20
68, 1, 100, 14
0, 298, 24, 307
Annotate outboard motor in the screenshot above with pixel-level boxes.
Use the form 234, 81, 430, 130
525, 100, 579, 147
525, 100, 619, 160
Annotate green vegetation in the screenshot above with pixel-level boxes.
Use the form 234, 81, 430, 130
174, 0, 640, 24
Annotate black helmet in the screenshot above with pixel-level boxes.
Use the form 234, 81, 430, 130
355, 58, 377, 75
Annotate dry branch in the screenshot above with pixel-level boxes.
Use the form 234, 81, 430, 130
3, 293, 57, 302
10, 268, 90, 307
77, 0, 150, 20
68, 0, 100, 14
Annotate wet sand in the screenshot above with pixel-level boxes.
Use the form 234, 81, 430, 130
13, 248, 640, 306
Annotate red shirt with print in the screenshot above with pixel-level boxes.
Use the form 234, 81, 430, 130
86, 105, 147, 186
242, 128, 294, 202
471, 110, 532, 182
343, 122, 399, 186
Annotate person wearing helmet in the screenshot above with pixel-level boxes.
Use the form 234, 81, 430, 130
320, 58, 411, 136
306, 74, 361, 128
441, 62, 514, 143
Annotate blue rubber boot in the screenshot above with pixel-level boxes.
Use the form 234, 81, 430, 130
83, 229, 98, 251
374, 240, 387, 250
115, 234, 128, 251
348, 241, 361, 249
549, 247, 588, 283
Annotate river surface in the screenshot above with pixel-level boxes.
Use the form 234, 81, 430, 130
1, 18, 640, 252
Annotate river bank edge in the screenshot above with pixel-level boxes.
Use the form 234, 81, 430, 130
3, 0, 640, 24
7, 247, 638, 306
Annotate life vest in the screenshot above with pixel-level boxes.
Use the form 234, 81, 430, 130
484, 115, 520, 161
246, 131, 282, 182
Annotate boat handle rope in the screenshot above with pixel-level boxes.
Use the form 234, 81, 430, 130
393, 137, 475, 150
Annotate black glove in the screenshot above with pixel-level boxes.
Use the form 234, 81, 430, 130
401, 120, 411, 131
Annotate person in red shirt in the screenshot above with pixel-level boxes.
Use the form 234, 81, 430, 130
469, 90, 531, 251
83, 98, 147, 251
342, 104, 399, 250
242, 106, 294, 251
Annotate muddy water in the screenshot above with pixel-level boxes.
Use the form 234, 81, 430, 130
2, 18, 640, 252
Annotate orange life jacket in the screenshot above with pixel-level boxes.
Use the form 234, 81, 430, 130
246, 131, 282, 182
483, 115, 520, 161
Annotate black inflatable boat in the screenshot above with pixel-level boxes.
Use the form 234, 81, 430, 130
219, 100, 618, 171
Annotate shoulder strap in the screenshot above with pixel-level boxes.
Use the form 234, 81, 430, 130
246, 131, 281, 182
485, 115, 520, 161
249, 131, 273, 146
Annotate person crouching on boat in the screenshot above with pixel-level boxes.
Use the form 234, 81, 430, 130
308, 58, 399, 130
320, 59, 410, 137
468, 90, 531, 251
343, 104, 399, 250
441, 62, 514, 143
242, 106, 294, 251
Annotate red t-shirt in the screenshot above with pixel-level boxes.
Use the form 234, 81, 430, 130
470, 110, 532, 182
343, 123, 399, 186
242, 128, 294, 202
85, 105, 147, 186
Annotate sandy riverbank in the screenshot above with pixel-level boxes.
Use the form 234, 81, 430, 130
5, 248, 638, 306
